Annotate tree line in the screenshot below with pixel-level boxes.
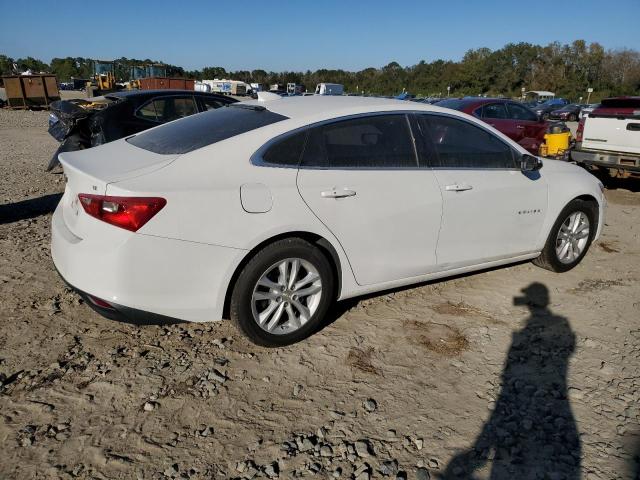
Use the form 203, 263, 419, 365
1, 40, 639, 101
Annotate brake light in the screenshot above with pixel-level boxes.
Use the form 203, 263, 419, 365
576, 118, 585, 142
78, 194, 166, 232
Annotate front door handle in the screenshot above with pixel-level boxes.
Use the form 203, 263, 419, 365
444, 183, 473, 192
516, 125, 525, 129
321, 188, 357, 198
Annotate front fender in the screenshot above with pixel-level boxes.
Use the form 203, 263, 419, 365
536, 160, 605, 249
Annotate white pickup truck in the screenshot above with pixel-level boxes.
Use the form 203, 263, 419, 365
571, 97, 640, 177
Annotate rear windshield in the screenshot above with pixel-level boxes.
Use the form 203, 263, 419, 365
127, 104, 288, 154
434, 99, 474, 111
600, 97, 640, 109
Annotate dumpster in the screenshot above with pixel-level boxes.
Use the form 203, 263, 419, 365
139, 77, 194, 90
2, 75, 61, 109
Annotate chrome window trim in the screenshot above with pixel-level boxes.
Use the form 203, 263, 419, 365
250, 109, 523, 171
251, 110, 422, 170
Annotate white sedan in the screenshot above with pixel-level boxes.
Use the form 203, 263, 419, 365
51, 94, 605, 346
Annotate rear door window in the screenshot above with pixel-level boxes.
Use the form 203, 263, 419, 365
482, 103, 509, 119
128, 105, 288, 154
301, 114, 417, 168
416, 114, 516, 169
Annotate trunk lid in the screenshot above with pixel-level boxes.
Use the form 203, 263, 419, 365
58, 139, 177, 238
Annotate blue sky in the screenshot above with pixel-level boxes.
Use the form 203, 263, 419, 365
1, 0, 638, 71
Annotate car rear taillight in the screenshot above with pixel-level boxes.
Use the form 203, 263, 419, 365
86, 294, 115, 310
78, 194, 166, 232
575, 118, 585, 142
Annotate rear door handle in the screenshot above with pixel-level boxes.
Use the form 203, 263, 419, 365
444, 183, 473, 192
516, 125, 525, 129
321, 188, 357, 198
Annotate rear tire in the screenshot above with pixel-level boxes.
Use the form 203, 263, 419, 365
230, 238, 334, 347
533, 199, 597, 272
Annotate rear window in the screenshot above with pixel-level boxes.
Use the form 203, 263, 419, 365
434, 99, 474, 110
600, 97, 640, 109
127, 105, 288, 154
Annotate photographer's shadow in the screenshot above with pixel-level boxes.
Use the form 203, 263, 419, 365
442, 282, 581, 479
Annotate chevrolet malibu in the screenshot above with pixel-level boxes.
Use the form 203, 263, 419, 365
51, 94, 605, 346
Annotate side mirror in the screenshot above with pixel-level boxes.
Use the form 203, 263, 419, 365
521, 154, 543, 172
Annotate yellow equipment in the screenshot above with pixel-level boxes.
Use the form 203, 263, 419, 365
539, 126, 572, 159
86, 60, 117, 97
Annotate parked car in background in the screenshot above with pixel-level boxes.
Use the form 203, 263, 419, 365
435, 97, 548, 155
315, 83, 344, 95
530, 99, 570, 120
579, 103, 600, 120
47, 90, 237, 171
549, 104, 585, 122
571, 96, 640, 177
51, 95, 605, 346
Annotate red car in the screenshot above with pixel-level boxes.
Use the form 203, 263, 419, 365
435, 98, 548, 155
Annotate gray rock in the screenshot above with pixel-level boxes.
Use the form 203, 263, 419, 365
293, 384, 303, 396
208, 369, 227, 384
320, 445, 333, 457
264, 462, 279, 478
363, 399, 377, 412
300, 437, 315, 452
379, 459, 399, 476
416, 467, 430, 480
355, 440, 373, 458
354, 463, 370, 476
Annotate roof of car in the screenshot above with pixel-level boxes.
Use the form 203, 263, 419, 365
238, 95, 448, 121
107, 89, 228, 99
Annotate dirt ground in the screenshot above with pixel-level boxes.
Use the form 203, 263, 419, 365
0, 108, 639, 480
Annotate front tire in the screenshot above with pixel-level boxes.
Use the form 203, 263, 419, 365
533, 199, 597, 272
568, 113, 577, 122
230, 238, 334, 347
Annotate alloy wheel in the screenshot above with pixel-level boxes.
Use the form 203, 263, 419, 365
251, 258, 323, 335
555, 211, 590, 264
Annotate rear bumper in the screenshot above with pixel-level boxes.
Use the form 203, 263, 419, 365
56, 267, 185, 325
571, 147, 640, 172
51, 202, 247, 323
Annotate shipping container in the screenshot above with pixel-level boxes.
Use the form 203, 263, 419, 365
138, 77, 194, 90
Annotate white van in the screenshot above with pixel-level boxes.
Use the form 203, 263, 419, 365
315, 83, 344, 95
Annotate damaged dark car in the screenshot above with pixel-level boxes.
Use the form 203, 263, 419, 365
46, 90, 237, 171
